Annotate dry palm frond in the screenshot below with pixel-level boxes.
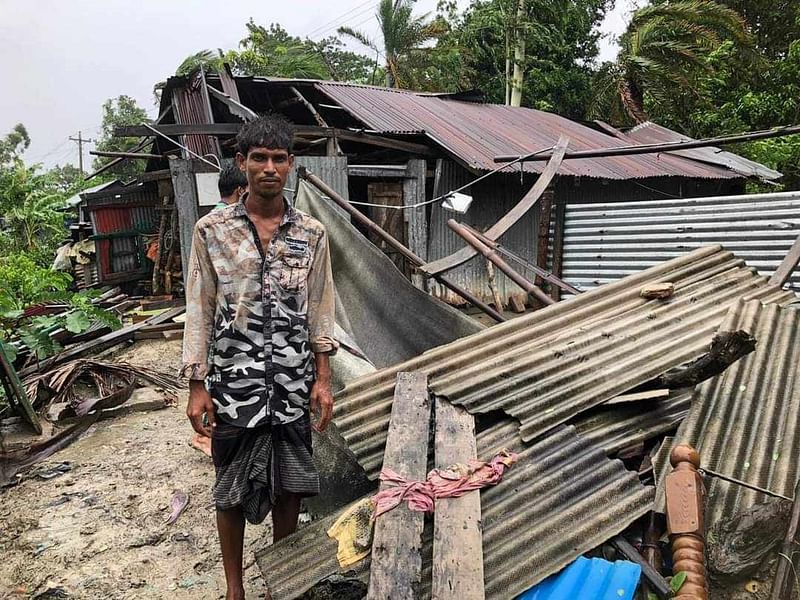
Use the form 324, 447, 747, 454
23, 359, 181, 418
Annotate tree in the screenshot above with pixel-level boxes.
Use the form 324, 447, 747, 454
312, 36, 376, 84
0, 123, 31, 166
431, 0, 610, 117
338, 0, 446, 89
590, 0, 753, 124
91, 96, 152, 180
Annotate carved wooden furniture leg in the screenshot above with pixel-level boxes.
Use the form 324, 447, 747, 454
666, 445, 708, 599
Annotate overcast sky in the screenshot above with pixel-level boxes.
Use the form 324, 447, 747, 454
0, 0, 636, 169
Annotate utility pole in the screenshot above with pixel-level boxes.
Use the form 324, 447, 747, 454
69, 131, 95, 173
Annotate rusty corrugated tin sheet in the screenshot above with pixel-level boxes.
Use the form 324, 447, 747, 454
625, 122, 782, 181
657, 299, 800, 525
315, 82, 739, 180
257, 422, 653, 600
172, 72, 221, 158
333, 246, 795, 477
557, 190, 800, 293
573, 390, 693, 455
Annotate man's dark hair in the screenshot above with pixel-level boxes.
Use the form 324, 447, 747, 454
236, 113, 294, 157
218, 161, 247, 197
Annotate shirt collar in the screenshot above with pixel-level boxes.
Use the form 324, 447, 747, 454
235, 192, 297, 226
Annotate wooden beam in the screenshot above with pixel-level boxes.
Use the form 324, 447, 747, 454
89, 150, 163, 160
432, 399, 484, 600
367, 371, 431, 600
769, 232, 800, 287
170, 159, 200, 287
116, 123, 434, 156
422, 135, 569, 277
291, 86, 328, 128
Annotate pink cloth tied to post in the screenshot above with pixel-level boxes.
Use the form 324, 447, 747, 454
372, 449, 519, 519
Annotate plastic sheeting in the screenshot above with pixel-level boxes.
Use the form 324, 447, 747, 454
295, 179, 483, 369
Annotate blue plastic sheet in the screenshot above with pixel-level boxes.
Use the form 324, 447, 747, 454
518, 556, 641, 600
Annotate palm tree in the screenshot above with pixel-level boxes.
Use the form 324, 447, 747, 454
591, 0, 753, 124
338, 0, 445, 88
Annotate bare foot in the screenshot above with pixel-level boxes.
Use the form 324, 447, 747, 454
189, 433, 212, 457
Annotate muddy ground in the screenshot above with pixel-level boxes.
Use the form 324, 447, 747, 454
0, 339, 276, 599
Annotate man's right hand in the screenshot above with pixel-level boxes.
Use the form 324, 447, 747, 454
187, 380, 216, 436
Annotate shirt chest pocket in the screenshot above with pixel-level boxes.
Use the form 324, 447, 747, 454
278, 253, 311, 292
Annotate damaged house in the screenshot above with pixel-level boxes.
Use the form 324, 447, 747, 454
102, 70, 796, 308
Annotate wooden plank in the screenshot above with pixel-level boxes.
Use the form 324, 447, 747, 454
549, 194, 567, 301
368, 371, 431, 600
0, 341, 42, 434
170, 158, 200, 287
432, 399, 484, 600
422, 135, 569, 277
769, 232, 800, 287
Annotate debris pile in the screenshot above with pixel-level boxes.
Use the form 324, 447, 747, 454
255, 239, 800, 598
0, 294, 185, 485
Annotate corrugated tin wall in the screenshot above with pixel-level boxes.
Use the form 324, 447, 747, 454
427, 161, 540, 305
287, 156, 350, 205
558, 191, 800, 292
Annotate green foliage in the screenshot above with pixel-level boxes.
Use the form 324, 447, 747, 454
0, 255, 120, 361
432, 0, 611, 117
338, 0, 446, 89
0, 162, 69, 264
92, 95, 152, 180
670, 571, 688, 593
177, 23, 378, 84
0, 123, 31, 166
591, 0, 754, 124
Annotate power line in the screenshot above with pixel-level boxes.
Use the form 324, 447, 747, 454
304, 0, 377, 38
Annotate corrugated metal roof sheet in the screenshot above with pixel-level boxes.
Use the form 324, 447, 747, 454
518, 556, 641, 600
257, 422, 653, 600
625, 122, 782, 181
573, 390, 692, 455
316, 82, 739, 180
557, 191, 800, 293
657, 299, 800, 525
333, 246, 795, 478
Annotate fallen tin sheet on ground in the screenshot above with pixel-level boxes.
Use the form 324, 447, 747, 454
256, 420, 653, 600
333, 246, 794, 477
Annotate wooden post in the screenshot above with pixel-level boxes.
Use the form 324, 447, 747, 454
535, 187, 554, 303
169, 158, 200, 287
367, 372, 431, 600
404, 159, 428, 291
486, 260, 504, 312
432, 399, 484, 600
665, 445, 708, 600
550, 194, 567, 301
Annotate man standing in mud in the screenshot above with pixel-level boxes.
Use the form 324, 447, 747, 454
181, 114, 337, 600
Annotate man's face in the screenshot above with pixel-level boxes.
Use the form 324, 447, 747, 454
237, 146, 294, 199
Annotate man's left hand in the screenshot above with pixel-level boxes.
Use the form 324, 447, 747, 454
310, 380, 334, 432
